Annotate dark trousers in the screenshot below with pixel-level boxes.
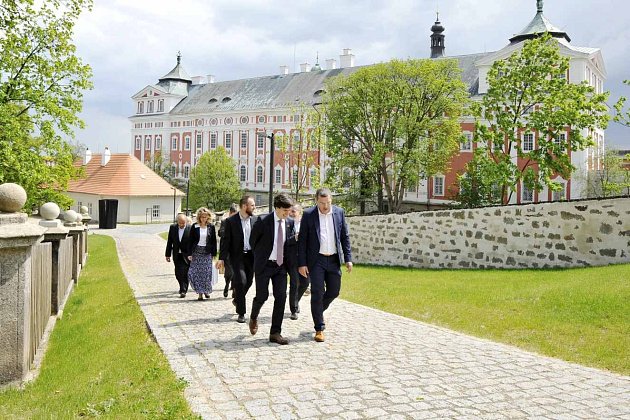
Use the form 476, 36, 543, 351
250, 262, 288, 335
224, 260, 234, 293
231, 252, 254, 316
173, 252, 189, 294
288, 265, 310, 314
310, 255, 341, 332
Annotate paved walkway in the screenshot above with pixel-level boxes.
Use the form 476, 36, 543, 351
101, 224, 629, 419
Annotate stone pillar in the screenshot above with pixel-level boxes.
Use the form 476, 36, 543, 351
0, 184, 47, 385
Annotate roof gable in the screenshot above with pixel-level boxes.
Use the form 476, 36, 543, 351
131, 85, 168, 100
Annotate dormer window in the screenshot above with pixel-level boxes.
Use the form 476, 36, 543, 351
209, 98, 218, 104
222, 97, 231, 103
157, 99, 164, 112
137, 102, 144, 114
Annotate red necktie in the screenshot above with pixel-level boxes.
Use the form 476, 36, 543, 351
277, 220, 284, 266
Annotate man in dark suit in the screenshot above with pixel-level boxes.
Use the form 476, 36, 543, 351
248, 193, 294, 345
287, 203, 309, 320
218, 203, 238, 298
165, 213, 191, 298
216, 196, 257, 323
298, 188, 352, 342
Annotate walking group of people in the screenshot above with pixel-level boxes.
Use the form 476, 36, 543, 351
164, 188, 353, 344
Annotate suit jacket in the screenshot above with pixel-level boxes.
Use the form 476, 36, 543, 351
249, 212, 295, 274
218, 212, 258, 265
165, 223, 191, 258
297, 205, 352, 269
187, 223, 217, 257
285, 217, 299, 269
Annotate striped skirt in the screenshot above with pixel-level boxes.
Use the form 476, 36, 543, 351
188, 246, 213, 294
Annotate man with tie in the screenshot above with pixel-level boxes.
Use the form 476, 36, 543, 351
287, 203, 309, 320
248, 193, 295, 345
165, 213, 192, 298
216, 196, 258, 323
298, 188, 352, 342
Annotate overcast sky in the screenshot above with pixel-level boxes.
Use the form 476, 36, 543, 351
71, 0, 630, 153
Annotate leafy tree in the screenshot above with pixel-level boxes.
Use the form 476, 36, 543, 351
0, 0, 93, 210
452, 150, 504, 208
472, 33, 609, 205
188, 147, 242, 212
613, 80, 630, 127
323, 58, 468, 213
584, 148, 630, 197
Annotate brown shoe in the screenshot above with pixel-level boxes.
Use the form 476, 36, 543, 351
249, 318, 258, 335
269, 333, 288, 345
314, 331, 324, 342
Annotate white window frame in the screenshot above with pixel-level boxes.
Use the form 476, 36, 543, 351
521, 183, 533, 203
137, 102, 144, 114
145, 136, 151, 151
157, 99, 164, 112
183, 165, 190, 179
152, 204, 160, 218
171, 137, 178, 151
461, 132, 473, 152
433, 175, 445, 196
184, 136, 191, 151
275, 168, 282, 184
552, 182, 566, 201
256, 166, 263, 183
554, 132, 566, 148
135, 137, 141, 150
225, 133, 232, 149
522, 132, 534, 152
196, 133, 202, 150
257, 133, 265, 149
155, 136, 161, 150
240, 132, 248, 149
147, 100, 154, 113
87, 202, 93, 215
210, 132, 217, 149
239, 165, 247, 182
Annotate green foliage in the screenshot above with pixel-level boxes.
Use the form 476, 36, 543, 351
585, 148, 630, 197
188, 147, 242, 212
613, 79, 630, 127
0, 235, 198, 418
0, 0, 93, 210
323, 58, 469, 213
472, 34, 609, 205
342, 264, 630, 374
452, 149, 503, 208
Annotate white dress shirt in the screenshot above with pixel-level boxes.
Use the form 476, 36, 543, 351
240, 214, 252, 251
318, 209, 337, 255
270, 212, 286, 261
198, 226, 208, 247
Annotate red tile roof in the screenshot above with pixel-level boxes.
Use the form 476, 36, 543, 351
67, 154, 185, 197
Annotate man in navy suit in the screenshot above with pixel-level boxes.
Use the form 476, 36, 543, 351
165, 213, 191, 298
298, 188, 352, 342
248, 193, 295, 345
216, 196, 258, 323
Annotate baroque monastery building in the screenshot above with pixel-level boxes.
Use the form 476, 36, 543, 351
130, 1, 606, 209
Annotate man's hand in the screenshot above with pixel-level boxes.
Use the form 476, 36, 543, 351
346, 262, 353, 273
187, 256, 192, 261
165, 256, 171, 262
216, 260, 224, 270
298, 266, 309, 277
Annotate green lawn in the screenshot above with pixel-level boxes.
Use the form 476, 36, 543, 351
159, 231, 168, 240
0, 235, 199, 419
341, 264, 630, 375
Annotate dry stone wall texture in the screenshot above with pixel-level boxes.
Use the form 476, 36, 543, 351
347, 198, 630, 269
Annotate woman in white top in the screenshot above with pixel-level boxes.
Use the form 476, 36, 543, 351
187, 207, 217, 300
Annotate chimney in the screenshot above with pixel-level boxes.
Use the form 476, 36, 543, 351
191, 75, 207, 85
83, 148, 92, 165
325, 58, 337, 70
101, 147, 111, 166
206, 74, 215, 83
339, 48, 355, 68
279, 65, 289, 75
300, 62, 311, 73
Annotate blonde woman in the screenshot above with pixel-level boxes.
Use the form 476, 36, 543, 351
187, 207, 217, 300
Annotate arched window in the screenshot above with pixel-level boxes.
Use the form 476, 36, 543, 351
240, 165, 247, 182
256, 166, 263, 183
157, 99, 164, 112
137, 102, 144, 114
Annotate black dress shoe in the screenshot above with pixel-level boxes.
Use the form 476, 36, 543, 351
232, 299, 236, 307
197, 295, 204, 301
223, 289, 228, 298
290, 312, 298, 320
179, 293, 185, 298
237, 315, 246, 323
204, 293, 210, 298
249, 318, 258, 335
269, 333, 288, 345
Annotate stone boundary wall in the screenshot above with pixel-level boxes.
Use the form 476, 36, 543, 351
347, 198, 630, 269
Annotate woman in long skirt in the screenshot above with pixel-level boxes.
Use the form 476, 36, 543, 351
187, 207, 217, 300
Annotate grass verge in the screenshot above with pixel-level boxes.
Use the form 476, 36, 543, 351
341, 264, 630, 375
159, 232, 168, 240
0, 235, 199, 419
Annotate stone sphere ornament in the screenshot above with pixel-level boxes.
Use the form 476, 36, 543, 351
75, 213, 83, 223
64, 210, 78, 223
0, 183, 27, 213
80, 205, 89, 215
40, 202, 61, 220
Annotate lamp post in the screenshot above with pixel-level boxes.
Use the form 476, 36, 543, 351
186, 179, 190, 216
171, 186, 176, 222
267, 132, 275, 210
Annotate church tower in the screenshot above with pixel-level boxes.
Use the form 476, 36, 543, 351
430, 12, 445, 58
